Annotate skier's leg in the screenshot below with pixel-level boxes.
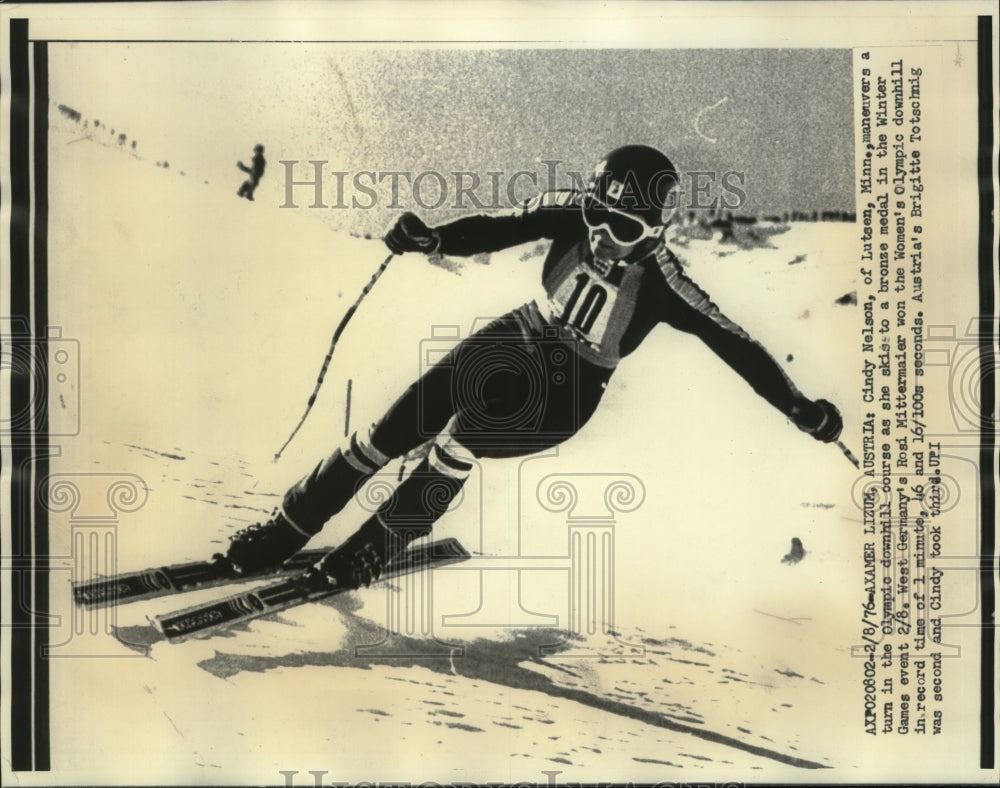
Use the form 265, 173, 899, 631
285, 342, 459, 522
312, 427, 473, 588
225, 312, 521, 574
281, 425, 394, 532
450, 340, 612, 459
364, 360, 457, 459
224, 358, 455, 573
290, 334, 458, 489
244, 174, 260, 200
315, 355, 602, 587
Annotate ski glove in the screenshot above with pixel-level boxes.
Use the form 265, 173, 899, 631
791, 398, 843, 443
384, 212, 441, 255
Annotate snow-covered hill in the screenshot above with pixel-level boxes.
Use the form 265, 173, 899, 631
43, 121, 915, 785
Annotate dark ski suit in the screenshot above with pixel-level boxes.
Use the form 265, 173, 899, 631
281, 190, 811, 539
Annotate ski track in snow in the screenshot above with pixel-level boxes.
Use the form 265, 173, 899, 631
114, 601, 830, 771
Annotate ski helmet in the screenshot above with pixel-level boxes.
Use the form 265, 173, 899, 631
587, 144, 680, 228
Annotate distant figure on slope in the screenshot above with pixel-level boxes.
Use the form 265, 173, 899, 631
782, 537, 807, 565
236, 144, 266, 201
220, 143, 843, 587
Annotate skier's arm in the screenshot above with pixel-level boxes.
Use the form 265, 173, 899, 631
674, 299, 803, 416
660, 262, 841, 439
385, 191, 579, 257
435, 195, 567, 256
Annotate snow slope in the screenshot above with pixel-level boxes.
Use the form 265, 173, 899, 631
39, 120, 944, 786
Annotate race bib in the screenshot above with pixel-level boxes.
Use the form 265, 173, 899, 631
547, 264, 619, 348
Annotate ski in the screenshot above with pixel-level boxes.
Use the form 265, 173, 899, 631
154, 537, 470, 643
72, 548, 333, 609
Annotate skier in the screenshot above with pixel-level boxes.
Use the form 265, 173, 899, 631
221, 144, 843, 588
236, 144, 266, 201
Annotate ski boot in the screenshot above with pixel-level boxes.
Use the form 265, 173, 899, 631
219, 510, 314, 575
307, 515, 420, 590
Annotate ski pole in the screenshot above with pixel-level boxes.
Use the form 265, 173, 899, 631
274, 252, 396, 461
836, 439, 861, 469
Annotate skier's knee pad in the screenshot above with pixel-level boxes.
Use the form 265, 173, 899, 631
342, 423, 392, 475
380, 456, 466, 534
377, 426, 472, 535
427, 423, 475, 482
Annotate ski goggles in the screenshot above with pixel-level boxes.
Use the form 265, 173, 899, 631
581, 194, 661, 246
